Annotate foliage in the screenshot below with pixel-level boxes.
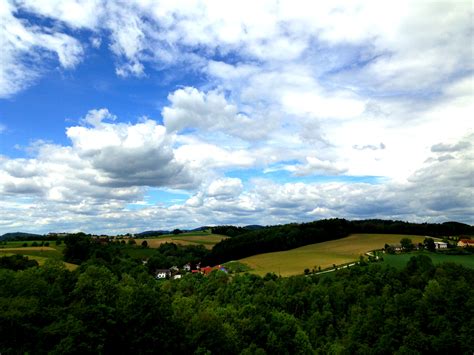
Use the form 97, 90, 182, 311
63, 234, 94, 264
0, 254, 39, 270
211, 225, 261, 237
147, 243, 209, 272
0, 255, 473, 354
223, 261, 252, 274
400, 237, 414, 251
424, 237, 436, 252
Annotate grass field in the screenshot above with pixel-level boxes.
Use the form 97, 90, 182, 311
381, 251, 474, 270
239, 234, 428, 276
134, 231, 228, 249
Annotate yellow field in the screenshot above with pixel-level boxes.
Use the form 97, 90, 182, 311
239, 234, 428, 276
135, 233, 228, 249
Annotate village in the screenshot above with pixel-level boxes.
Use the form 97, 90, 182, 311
152, 262, 228, 280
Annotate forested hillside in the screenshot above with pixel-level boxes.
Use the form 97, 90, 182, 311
0, 253, 473, 354
209, 219, 474, 263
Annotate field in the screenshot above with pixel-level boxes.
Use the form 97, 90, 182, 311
134, 230, 228, 249
0, 243, 77, 270
381, 251, 474, 270
239, 234, 428, 276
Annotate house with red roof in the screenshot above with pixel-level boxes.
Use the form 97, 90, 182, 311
457, 239, 474, 248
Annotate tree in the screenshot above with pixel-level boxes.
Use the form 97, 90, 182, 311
385, 243, 395, 254
172, 229, 183, 235
400, 238, 414, 251
63, 234, 93, 264
0, 255, 39, 270
423, 237, 436, 252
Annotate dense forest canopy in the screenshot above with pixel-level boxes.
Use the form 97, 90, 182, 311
0, 253, 473, 354
1, 219, 473, 353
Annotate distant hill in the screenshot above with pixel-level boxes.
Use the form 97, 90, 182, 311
0, 232, 43, 241
189, 226, 210, 232
135, 230, 170, 237
244, 225, 265, 230
211, 225, 268, 237
207, 219, 474, 264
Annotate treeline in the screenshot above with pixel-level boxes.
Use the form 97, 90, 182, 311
209, 219, 351, 263
209, 219, 474, 263
0, 232, 43, 241
211, 225, 262, 237
0, 232, 95, 242
350, 219, 474, 236
1, 254, 473, 354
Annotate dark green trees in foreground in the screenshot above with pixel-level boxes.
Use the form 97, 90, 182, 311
0, 254, 473, 354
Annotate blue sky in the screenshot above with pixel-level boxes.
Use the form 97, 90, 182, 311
0, 0, 472, 234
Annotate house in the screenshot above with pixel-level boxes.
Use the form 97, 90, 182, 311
155, 269, 171, 279
199, 265, 228, 275
183, 263, 191, 272
173, 274, 182, 280
385, 244, 402, 253
201, 266, 213, 275
458, 239, 474, 248
434, 241, 448, 249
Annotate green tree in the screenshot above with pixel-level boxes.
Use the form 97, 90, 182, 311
63, 234, 93, 264
400, 238, 414, 251
423, 237, 436, 252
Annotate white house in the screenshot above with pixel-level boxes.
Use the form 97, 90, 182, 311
155, 269, 171, 279
434, 241, 448, 249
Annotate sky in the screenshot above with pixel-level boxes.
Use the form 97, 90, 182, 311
0, 0, 473, 234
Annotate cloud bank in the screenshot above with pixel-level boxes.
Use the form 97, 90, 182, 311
0, 0, 472, 233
